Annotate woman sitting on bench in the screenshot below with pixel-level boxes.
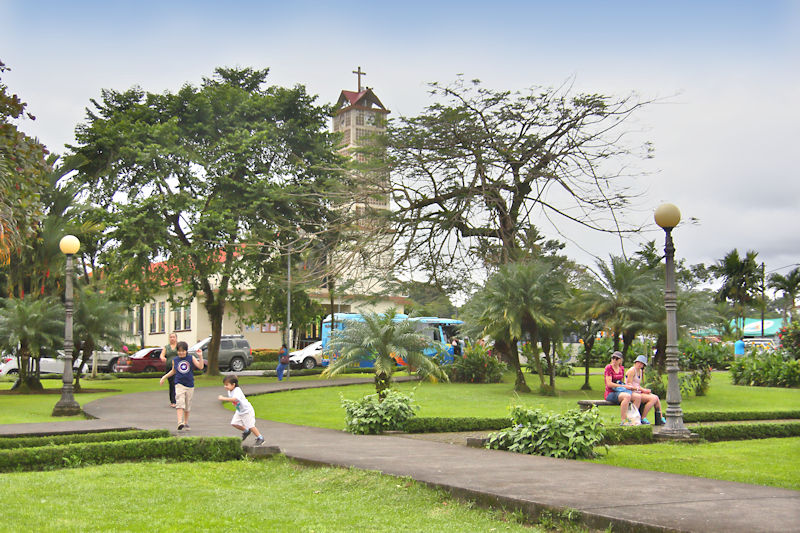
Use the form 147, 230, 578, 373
626, 355, 666, 426
604, 351, 640, 425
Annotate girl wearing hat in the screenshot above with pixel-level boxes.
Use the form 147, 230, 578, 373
604, 351, 641, 425
625, 355, 665, 425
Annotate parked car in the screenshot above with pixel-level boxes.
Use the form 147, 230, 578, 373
81, 350, 126, 373
114, 347, 166, 373
189, 335, 252, 372
289, 341, 324, 369
0, 353, 87, 376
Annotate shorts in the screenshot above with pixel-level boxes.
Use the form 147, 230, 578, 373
231, 409, 256, 430
175, 384, 194, 411
606, 390, 631, 404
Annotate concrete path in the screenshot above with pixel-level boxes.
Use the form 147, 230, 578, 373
6, 377, 800, 532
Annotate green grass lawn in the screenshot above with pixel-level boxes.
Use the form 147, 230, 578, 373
586, 437, 800, 490
0, 372, 365, 425
0, 457, 542, 532
249, 371, 800, 430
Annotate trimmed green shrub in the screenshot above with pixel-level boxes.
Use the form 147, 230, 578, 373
0, 430, 170, 450
486, 407, 604, 459
445, 342, 506, 383
730, 350, 800, 387
0, 436, 243, 472
692, 422, 800, 442
683, 410, 800, 422
600, 425, 655, 445
341, 390, 418, 434
252, 349, 279, 363
405, 417, 512, 433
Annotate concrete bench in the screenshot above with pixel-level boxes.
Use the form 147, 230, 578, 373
578, 400, 646, 418
577, 399, 615, 411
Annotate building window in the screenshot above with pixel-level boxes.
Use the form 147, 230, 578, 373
173, 307, 181, 332
345, 113, 351, 126
128, 309, 135, 334
183, 304, 191, 331
149, 303, 157, 333
261, 322, 280, 333
158, 301, 166, 333
356, 111, 364, 126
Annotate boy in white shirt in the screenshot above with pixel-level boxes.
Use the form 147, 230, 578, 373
218, 375, 264, 446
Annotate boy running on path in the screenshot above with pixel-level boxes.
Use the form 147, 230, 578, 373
218, 375, 264, 446
160, 341, 204, 431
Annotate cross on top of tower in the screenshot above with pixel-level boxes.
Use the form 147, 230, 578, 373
352, 66, 366, 92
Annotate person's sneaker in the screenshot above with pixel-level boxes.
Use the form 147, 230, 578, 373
241, 429, 251, 441
641, 418, 651, 425
254, 436, 264, 446
177, 423, 185, 431
183, 425, 190, 430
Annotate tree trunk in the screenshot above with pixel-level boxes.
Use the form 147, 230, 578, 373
375, 370, 391, 400
494, 339, 529, 393
549, 343, 557, 390
581, 337, 594, 390
622, 330, 635, 357
613, 331, 621, 352
654, 334, 667, 372
508, 341, 531, 393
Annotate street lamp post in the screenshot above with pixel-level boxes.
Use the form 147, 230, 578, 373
52, 235, 82, 416
654, 204, 692, 438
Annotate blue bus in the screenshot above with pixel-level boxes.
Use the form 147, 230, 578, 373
320, 313, 464, 367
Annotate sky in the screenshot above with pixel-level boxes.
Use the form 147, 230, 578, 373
2, 0, 799, 288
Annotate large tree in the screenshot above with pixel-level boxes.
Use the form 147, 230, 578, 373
711, 249, 760, 334
374, 78, 652, 291
468, 259, 570, 393
769, 267, 800, 319
69, 67, 346, 374
0, 60, 50, 276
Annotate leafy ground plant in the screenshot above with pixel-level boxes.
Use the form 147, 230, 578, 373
486, 406, 604, 459
341, 389, 418, 434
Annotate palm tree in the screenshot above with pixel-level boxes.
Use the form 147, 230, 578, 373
73, 288, 128, 387
563, 284, 604, 390
711, 249, 760, 334
0, 295, 63, 392
769, 267, 800, 319
322, 309, 447, 400
635, 288, 716, 371
585, 255, 653, 353
475, 260, 570, 394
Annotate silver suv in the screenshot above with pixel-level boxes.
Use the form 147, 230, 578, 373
189, 335, 253, 372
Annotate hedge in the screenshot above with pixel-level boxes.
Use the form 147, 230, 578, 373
0, 436, 244, 472
405, 417, 512, 433
683, 410, 800, 423
600, 425, 655, 445
692, 422, 800, 442
0, 430, 170, 450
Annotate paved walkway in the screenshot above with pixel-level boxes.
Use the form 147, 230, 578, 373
4, 378, 800, 532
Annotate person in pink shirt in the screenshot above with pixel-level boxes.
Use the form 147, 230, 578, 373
604, 351, 640, 425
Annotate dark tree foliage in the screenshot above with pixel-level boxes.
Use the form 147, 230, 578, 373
373, 78, 653, 291
69, 67, 347, 373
